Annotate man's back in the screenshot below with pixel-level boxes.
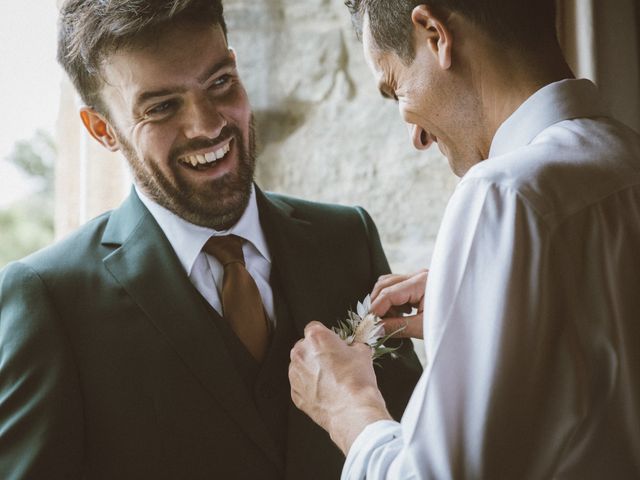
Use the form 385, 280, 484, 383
436, 82, 640, 477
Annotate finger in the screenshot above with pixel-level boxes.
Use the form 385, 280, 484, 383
351, 342, 375, 358
387, 304, 414, 317
303, 320, 325, 336
381, 313, 423, 339
371, 282, 421, 317
290, 338, 305, 360
371, 270, 428, 305
370, 271, 428, 317
288, 360, 300, 382
371, 274, 410, 301
375, 273, 395, 284
288, 368, 302, 406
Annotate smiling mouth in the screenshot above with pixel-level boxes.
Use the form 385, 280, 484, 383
177, 139, 232, 169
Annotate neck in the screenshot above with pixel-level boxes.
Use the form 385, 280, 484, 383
474, 41, 575, 158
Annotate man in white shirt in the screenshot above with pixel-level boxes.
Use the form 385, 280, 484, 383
0, 1, 423, 479
289, 1, 640, 478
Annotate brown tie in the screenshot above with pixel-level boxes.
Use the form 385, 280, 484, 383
203, 235, 270, 362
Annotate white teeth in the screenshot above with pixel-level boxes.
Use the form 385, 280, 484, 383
214, 143, 230, 160
179, 141, 231, 167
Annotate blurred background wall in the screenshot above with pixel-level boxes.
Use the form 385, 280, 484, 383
2, 0, 639, 273
52, 0, 640, 273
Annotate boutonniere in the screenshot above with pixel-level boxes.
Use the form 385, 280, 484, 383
333, 295, 405, 361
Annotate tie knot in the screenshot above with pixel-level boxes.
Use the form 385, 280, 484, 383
204, 235, 245, 266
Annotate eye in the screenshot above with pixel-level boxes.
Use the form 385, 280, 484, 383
211, 74, 232, 88
145, 100, 176, 118
380, 87, 399, 102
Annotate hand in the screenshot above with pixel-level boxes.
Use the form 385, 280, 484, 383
370, 270, 428, 339
289, 322, 392, 454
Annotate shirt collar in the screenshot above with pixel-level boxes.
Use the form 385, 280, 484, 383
489, 79, 610, 159
135, 184, 271, 275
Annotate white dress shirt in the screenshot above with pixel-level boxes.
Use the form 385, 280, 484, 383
343, 79, 640, 479
136, 185, 276, 324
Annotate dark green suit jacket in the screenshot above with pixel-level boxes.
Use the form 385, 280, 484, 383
0, 187, 421, 479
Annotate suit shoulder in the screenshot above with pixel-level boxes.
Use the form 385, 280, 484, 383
8, 210, 114, 277
264, 191, 367, 224
263, 192, 384, 249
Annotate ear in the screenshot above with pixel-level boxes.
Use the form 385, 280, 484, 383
411, 5, 452, 70
79, 107, 120, 152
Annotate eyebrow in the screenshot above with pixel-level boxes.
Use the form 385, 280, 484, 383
197, 56, 236, 84
133, 56, 237, 109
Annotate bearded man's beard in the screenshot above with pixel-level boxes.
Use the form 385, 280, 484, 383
119, 117, 257, 230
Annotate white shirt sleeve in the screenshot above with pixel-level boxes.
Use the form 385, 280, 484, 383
341, 420, 403, 480
343, 177, 584, 479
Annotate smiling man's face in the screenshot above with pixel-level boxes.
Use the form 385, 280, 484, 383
96, 20, 255, 229
361, 13, 484, 177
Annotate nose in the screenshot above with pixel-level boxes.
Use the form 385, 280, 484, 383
410, 124, 433, 150
183, 96, 227, 140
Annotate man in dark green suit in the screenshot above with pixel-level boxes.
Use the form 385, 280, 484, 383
0, 0, 421, 479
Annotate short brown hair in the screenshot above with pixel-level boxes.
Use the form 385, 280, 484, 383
57, 0, 227, 115
346, 0, 557, 63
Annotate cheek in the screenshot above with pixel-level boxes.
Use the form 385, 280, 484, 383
220, 85, 252, 126
399, 101, 425, 128
134, 125, 176, 162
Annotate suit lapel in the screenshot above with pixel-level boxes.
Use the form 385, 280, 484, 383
256, 189, 335, 337
101, 191, 283, 471
256, 189, 348, 476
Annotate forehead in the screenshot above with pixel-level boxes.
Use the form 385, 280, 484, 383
100, 22, 229, 97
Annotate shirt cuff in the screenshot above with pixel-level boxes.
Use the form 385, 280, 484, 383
341, 419, 402, 480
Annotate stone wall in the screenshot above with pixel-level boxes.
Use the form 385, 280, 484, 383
225, 0, 458, 274
54, 0, 640, 273
51, 0, 639, 366
55, 0, 459, 273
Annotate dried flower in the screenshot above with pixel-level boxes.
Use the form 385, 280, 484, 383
333, 295, 405, 361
